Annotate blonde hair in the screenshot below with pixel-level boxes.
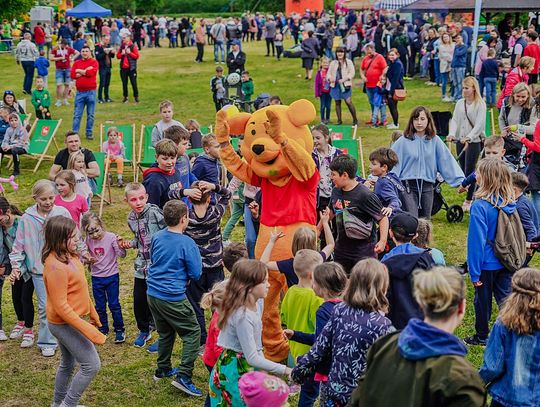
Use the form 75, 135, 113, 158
518, 56, 535, 70
32, 179, 56, 199
462, 76, 484, 105
124, 182, 146, 196
159, 100, 173, 111
201, 133, 217, 148
201, 280, 228, 310
484, 135, 504, 150
67, 150, 85, 170
474, 158, 514, 207
292, 226, 317, 255
413, 218, 433, 249
55, 170, 76, 192
107, 126, 118, 137
499, 268, 540, 335
293, 249, 323, 279
413, 267, 465, 321
343, 258, 389, 313
185, 119, 200, 130
508, 82, 533, 109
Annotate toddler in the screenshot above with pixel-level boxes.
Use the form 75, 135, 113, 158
31, 76, 52, 119
82, 212, 126, 343
101, 126, 126, 187
68, 150, 93, 202
371, 75, 387, 127
314, 57, 332, 123
54, 170, 89, 225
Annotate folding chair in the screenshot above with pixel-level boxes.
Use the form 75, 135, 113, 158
333, 139, 366, 178
328, 124, 354, 141
99, 123, 137, 179
93, 151, 112, 213
485, 108, 496, 137
27, 118, 62, 172
137, 124, 156, 181
200, 125, 213, 135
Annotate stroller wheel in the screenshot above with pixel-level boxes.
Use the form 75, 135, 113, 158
447, 205, 464, 223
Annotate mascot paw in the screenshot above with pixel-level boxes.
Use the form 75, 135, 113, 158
264, 110, 286, 145
215, 110, 231, 144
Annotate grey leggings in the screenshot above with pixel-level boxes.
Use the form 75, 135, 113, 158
48, 323, 101, 407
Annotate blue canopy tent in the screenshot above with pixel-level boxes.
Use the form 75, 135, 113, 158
66, 0, 112, 18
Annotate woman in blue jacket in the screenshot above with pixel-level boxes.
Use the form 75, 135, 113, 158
385, 48, 405, 130
465, 158, 515, 346
391, 106, 464, 218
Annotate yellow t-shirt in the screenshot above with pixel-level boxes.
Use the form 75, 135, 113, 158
280, 285, 323, 360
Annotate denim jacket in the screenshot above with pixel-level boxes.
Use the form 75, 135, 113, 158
479, 319, 540, 407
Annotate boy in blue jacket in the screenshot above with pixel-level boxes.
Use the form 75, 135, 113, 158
367, 147, 403, 219
34, 50, 50, 88
512, 172, 538, 241
451, 35, 467, 101
163, 125, 198, 207
146, 200, 203, 396
192, 133, 222, 185
143, 139, 199, 208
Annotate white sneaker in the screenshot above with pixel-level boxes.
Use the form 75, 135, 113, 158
386, 123, 399, 130
10, 322, 25, 339
63, 99, 69, 106
0, 330, 7, 341
55, 100, 62, 107
442, 96, 453, 102
41, 347, 56, 357
20, 331, 34, 348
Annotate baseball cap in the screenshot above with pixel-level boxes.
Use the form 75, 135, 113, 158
232, 39, 241, 46
390, 212, 418, 237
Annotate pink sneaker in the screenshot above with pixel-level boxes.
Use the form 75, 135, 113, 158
9, 322, 25, 339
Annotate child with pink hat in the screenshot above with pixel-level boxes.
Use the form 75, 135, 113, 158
239, 371, 290, 407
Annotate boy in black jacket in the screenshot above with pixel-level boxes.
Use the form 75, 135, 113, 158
382, 212, 434, 329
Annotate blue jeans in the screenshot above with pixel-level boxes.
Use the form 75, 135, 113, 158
214, 40, 225, 62
21, 60, 35, 94
243, 203, 257, 259
372, 104, 386, 125
451, 67, 466, 100
91, 274, 124, 334
72, 90, 96, 137
484, 77, 497, 106
365, 87, 377, 113
441, 72, 449, 97
434, 58, 441, 85
320, 92, 332, 122
473, 269, 512, 339
299, 376, 320, 407
32, 273, 58, 349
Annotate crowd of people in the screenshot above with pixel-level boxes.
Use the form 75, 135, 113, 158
2, 6, 540, 407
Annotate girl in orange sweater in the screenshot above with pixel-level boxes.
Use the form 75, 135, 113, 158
42, 215, 106, 407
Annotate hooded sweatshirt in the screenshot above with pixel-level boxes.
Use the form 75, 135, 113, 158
142, 164, 183, 208
9, 205, 72, 279
382, 243, 435, 329
349, 319, 486, 407
374, 172, 404, 216
2, 123, 29, 152
467, 198, 516, 283
127, 203, 166, 279
192, 153, 223, 185
391, 134, 465, 187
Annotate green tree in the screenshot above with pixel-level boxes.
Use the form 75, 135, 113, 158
0, 0, 36, 20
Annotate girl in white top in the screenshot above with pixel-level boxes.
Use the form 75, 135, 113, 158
209, 259, 290, 407
67, 150, 93, 203
447, 76, 486, 211
438, 33, 454, 101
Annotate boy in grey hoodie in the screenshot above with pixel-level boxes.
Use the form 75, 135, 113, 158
119, 182, 166, 349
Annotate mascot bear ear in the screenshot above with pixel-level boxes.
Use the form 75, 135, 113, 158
286, 99, 316, 127
228, 112, 251, 135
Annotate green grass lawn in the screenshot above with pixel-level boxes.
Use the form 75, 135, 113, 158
0, 38, 525, 406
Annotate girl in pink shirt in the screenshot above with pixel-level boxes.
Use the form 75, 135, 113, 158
54, 170, 88, 226
101, 126, 126, 187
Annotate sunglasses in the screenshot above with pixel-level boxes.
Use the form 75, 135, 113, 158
4, 90, 14, 96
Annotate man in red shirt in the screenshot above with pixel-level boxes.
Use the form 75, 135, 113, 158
51, 39, 79, 107
116, 33, 140, 103
524, 31, 540, 84
33, 22, 46, 52
360, 43, 387, 124
70, 45, 98, 140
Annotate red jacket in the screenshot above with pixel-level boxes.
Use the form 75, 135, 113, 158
202, 311, 223, 367
524, 43, 540, 74
34, 26, 45, 45
70, 57, 98, 91
116, 42, 139, 70
361, 53, 387, 88
497, 67, 529, 109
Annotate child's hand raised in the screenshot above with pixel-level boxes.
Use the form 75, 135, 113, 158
282, 329, 294, 339
270, 229, 285, 243
320, 208, 330, 224
184, 188, 202, 200
381, 207, 393, 217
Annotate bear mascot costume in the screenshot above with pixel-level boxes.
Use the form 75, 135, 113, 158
215, 99, 319, 361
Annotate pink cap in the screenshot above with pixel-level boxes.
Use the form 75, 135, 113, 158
239, 371, 290, 407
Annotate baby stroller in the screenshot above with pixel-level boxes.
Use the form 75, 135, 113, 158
431, 176, 464, 223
